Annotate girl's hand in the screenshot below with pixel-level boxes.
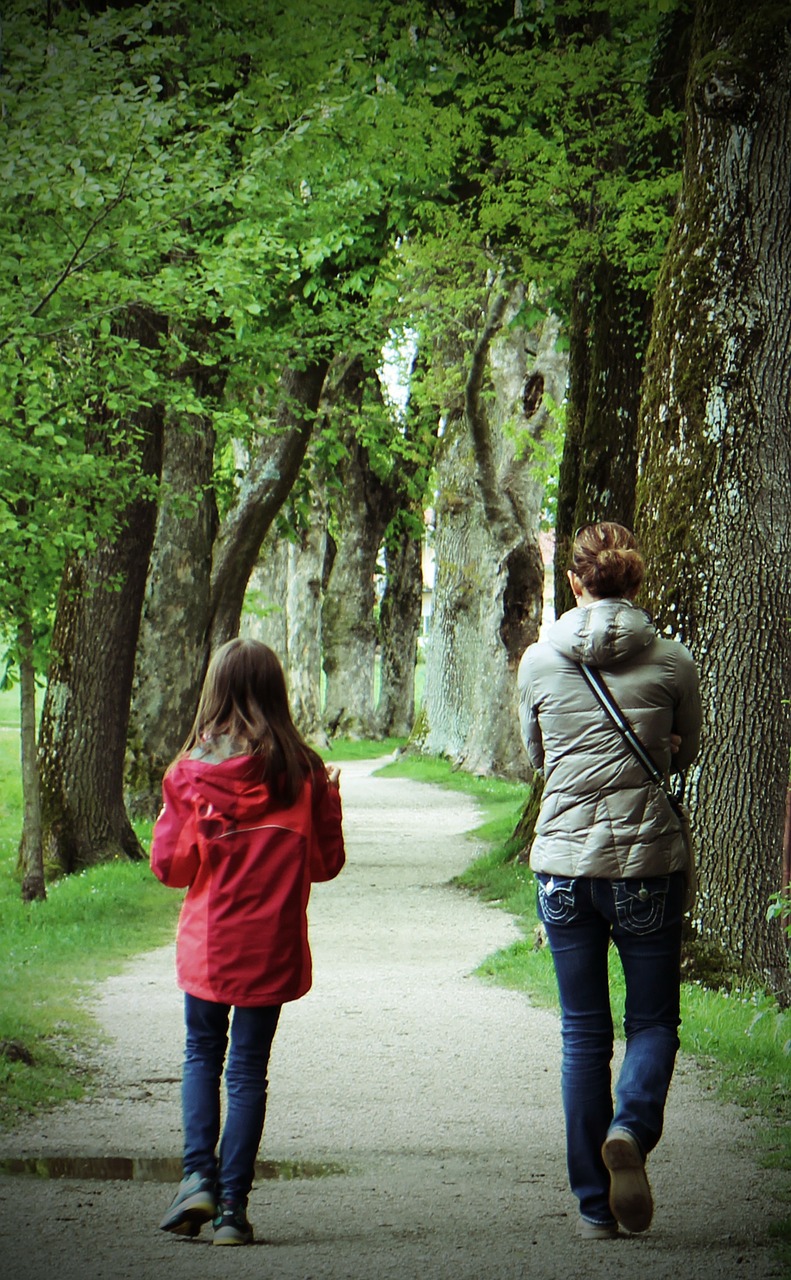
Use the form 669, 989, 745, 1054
326, 765, 341, 788
670, 733, 682, 754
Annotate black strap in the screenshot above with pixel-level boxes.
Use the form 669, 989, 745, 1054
578, 663, 664, 786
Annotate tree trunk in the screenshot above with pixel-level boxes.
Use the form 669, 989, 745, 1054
422, 284, 567, 776
636, 1, 791, 1002
554, 260, 651, 615
38, 397, 164, 872
322, 359, 397, 739
240, 533, 289, 654
377, 525, 422, 738
554, 268, 592, 616
126, 415, 217, 819
285, 481, 329, 744
125, 360, 329, 817
209, 359, 329, 650
18, 616, 45, 902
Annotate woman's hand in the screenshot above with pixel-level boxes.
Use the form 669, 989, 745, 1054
326, 764, 341, 788
670, 733, 682, 754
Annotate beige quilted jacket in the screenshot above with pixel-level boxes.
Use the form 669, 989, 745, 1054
517, 599, 702, 880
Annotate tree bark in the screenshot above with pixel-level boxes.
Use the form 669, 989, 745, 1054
126, 414, 217, 819
285, 480, 329, 744
38, 376, 164, 872
208, 359, 329, 650
554, 261, 651, 615
637, 1, 791, 1001
125, 360, 329, 818
422, 283, 567, 776
240, 532, 289, 654
377, 525, 422, 738
322, 358, 397, 739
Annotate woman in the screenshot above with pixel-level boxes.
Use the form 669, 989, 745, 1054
517, 522, 701, 1240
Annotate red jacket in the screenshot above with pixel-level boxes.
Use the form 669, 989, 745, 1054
150, 754, 345, 1006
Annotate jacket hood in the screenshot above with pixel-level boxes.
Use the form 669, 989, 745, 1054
549, 599, 657, 668
180, 754, 274, 820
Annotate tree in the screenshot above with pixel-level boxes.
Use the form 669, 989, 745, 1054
420, 280, 566, 775
636, 0, 791, 1001
0, 1, 206, 884
125, 410, 218, 820
376, 519, 424, 738
38, 354, 165, 872
321, 358, 399, 738
123, 0, 463, 806
4, 0, 459, 854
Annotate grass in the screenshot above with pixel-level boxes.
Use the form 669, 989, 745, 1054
0, 683, 182, 1124
380, 751, 791, 1267
322, 736, 406, 762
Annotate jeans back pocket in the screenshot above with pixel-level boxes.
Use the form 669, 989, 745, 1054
536, 874, 579, 926
612, 876, 670, 935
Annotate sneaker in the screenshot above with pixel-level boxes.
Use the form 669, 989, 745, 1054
159, 1171, 217, 1236
213, 1202, 254, 1246
577, 1217, 620, 1240
602, 1128, 654, 1233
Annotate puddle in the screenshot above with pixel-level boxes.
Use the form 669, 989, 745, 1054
0, 1155, 345, 1182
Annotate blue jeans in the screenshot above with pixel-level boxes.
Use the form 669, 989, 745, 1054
536, 872, 684, 1226
182, 994, 281, 1206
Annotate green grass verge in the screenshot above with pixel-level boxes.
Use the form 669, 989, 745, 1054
0, 847, 182, 1125
0, 687, 182, 1126
381, 751, 791, 1262
322, 736, 407, 762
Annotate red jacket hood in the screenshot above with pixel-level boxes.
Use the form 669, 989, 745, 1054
176, 754, 279, 822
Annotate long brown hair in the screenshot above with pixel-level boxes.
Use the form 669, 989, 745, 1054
571, 522, 645, 599
179, 638, 321, 806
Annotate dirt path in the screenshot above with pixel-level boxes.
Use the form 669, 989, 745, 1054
0, 760, 786, 1279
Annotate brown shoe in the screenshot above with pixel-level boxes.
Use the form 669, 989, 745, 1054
602, 1128, 653, 1233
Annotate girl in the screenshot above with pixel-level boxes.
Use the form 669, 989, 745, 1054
517, 522, 701, 1240
151, 638, 345, 1246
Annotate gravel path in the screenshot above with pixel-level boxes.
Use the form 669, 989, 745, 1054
0, 759, 786, 1279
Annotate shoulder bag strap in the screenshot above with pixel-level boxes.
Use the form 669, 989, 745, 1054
577, 662, 664, 786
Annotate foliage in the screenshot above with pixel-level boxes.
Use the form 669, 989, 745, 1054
0, 0, 462, 675
768, 889, 791, 941
373, 0, 687, 535
0, 0, 687, 669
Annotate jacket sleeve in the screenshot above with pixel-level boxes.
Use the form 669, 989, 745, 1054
149, 766, 200, 888
517, 648, 545, 772
308, 767, 346, 882
670, 647, 703, 774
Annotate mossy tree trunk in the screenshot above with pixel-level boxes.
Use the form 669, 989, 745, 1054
38, 386, 165, 873
243, 455, 330, 744
126, 414, 217, 819
553, 262, 652, 617
322, 358, 398, 739
285, 482, 330, 745
422, 283, 567, 778
208, 359, 330, 650
125, 359, 329, 817
376, 524, 422, 739
637, 1, 791, 1002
